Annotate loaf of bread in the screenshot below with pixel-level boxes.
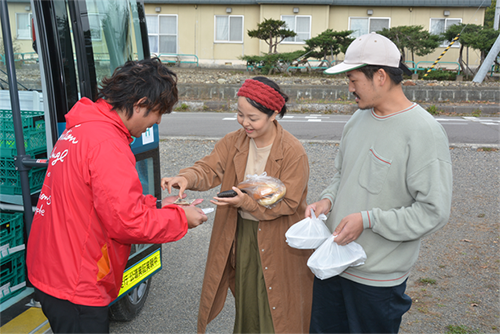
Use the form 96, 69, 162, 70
237, 175, 286, 207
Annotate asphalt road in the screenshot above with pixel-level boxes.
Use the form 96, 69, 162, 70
159, 112, 500, 145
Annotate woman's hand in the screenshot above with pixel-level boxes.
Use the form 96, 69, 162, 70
210, 187, 247, 208
161, 176, 189, 198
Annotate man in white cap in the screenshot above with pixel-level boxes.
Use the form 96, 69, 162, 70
305, 33, 453, 333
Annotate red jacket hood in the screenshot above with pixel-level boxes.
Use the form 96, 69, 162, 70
65, 97, 133, 143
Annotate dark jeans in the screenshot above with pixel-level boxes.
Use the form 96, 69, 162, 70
35, 288, 109, 333
309, 275, 412, 334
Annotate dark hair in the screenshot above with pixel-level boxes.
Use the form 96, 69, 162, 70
97, 57, 178, 119
245, 76, 288, 118
358, 65, 404, 85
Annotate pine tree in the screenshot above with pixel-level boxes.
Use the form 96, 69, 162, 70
247, 18, 297, 54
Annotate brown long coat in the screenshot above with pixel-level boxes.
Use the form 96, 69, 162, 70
177, 121, 313, 333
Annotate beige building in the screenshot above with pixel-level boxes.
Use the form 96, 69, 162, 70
3, 1, 36, 57
143, 0, 490, 70
4, 0, 491, 70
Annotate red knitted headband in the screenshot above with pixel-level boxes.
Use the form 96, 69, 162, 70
237, 79, 285, 112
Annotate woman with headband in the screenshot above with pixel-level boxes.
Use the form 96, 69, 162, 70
161, 77, 313, 333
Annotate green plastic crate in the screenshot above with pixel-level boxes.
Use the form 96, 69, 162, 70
0, 109, 46, 157
0, 250, 26, 303
0, 211, 24, 256
0, 157, 47, 195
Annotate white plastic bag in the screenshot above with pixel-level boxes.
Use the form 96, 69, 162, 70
286, 209, 332, 249
307, 235, 367, 280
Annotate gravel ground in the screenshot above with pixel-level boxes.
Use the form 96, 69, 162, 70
110, 138, 499, 334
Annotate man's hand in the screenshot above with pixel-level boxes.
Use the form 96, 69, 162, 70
181, 206, 207, 229
161, 195, 204, 208
162, 194, 186, 207
305, 198, 332, 218
333, 212, 363, 246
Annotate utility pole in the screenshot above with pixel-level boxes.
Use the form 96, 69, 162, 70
495, 0, 500, 30
472, 34, 500, 83
472, 2, 500, 83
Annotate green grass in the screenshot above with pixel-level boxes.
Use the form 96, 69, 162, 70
445, 325, 480, 334
419, 277, 437, 285
471, 109, 482, 117
175, 103, 189, 111
427, 105, 442, 115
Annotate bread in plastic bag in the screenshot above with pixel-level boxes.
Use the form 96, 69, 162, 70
285, 209, 332, 249
237, 172, 286, 208
307, 235, 367, 280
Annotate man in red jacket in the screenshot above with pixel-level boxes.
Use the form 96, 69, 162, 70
26, 57, 207, 333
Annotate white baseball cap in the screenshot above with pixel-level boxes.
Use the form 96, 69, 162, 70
325, 32, 412, 75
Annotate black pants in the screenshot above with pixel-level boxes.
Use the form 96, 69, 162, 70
309, 276, 412, 334
35, 288, 109, 333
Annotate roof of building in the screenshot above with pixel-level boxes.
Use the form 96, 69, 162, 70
6, 0, 489, 7
144, 0, 491, 7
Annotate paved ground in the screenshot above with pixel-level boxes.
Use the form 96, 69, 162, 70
109, 139, 499, 334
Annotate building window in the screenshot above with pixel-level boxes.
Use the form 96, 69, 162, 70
430, 18, 461, 47
349, 17, 390, 38
215, 15, 243, 43
146, 15, 178, 54
281, 15, 311, 43
88, 14, 102, 40
16, 13, 32, 40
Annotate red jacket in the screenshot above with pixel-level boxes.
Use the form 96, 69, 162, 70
27, 98, 187, 306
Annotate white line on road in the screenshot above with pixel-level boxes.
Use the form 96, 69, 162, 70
436, 119, 467, 122
279, 120, 347, 123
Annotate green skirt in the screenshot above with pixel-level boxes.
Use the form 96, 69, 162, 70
233, 216, 275, 334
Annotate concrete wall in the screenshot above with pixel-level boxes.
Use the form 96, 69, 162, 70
178, 83, 500, 104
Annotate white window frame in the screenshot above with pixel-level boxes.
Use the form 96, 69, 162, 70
348, 17, 391, 38
430, 18, 462, 47
281, 15, 311, 44
146, 14, 178, 54
214, 15, 244, 43
88, 13, 103, 41
16, 12, 32, 40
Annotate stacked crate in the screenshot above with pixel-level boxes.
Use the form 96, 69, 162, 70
0, 110, 47, 195
0, 110, 47, 303
0, 212, 26, 303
